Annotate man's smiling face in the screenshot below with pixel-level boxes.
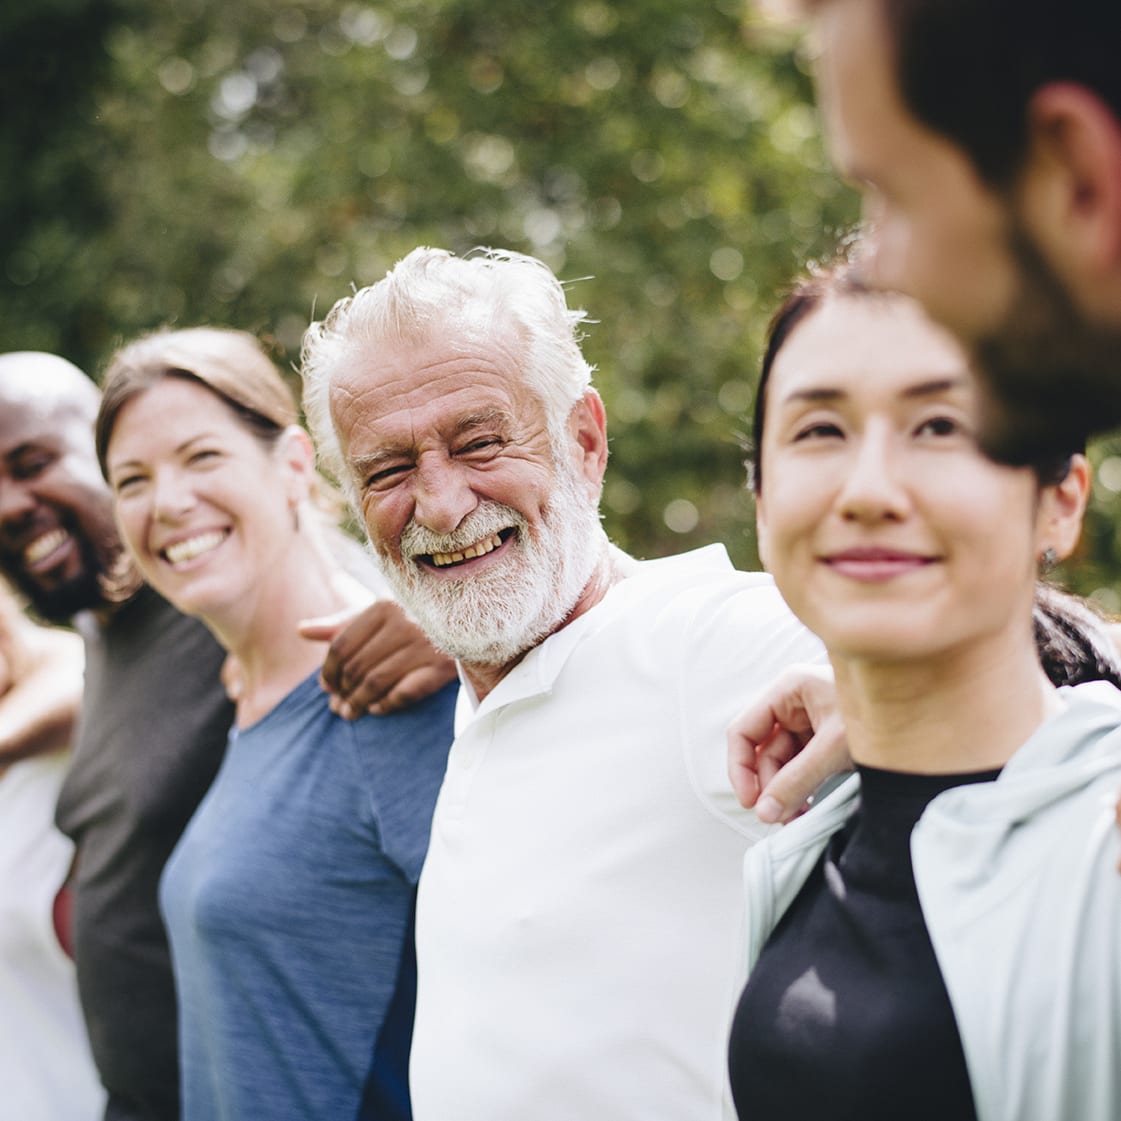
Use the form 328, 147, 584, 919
0, 371, 120, 620
329, 313, 604, 668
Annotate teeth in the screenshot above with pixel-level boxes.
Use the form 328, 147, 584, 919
24, 528, 68, 565
163, 531, 227, 567
430, 533, 504, 568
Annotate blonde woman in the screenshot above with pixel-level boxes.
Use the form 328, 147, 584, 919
97, 328, 456, 1121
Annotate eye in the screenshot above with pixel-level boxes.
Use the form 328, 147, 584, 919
458, 437, 504, 458
364, 463, 411, 491
187, 448, 221, 466
112, 473, 146, 496
11, 449, 53, 480
792, 421, 844, 443
914, 415, 961, 438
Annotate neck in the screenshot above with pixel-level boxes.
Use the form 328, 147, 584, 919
832, 627, 1063, 774
462, 541, 638, 702
204, 530, 373, 727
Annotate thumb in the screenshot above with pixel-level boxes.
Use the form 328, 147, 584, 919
297, 607, 358, 642
757, 713, 851, 824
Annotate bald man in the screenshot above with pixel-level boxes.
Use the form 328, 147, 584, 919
0, 355, 119, 621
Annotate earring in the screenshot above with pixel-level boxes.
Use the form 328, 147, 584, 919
1039, 547, 1057, 570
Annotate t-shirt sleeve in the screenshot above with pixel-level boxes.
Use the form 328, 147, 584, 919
348, 681, 458, 883
674, 577, 828, 832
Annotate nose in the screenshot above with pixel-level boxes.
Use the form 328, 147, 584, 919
151, 467, 197, 522
411, 458, 478, 536
0, 476, 36, 530
837, 425, 910, 524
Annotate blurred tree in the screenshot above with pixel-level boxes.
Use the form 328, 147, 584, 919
0, 0, 124, 360
2, 0, 1118, 599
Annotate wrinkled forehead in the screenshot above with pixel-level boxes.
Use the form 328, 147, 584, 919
332, 316, 530, 414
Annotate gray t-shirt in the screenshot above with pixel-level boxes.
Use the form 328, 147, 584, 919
56, 585, 232, 1121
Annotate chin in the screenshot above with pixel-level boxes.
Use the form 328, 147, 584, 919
813, 616, 938, 665
17, 569, 106, 622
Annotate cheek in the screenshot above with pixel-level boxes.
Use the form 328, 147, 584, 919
757, 473, 819, 559
113, 501, 148, 563
359, 494, 405, 555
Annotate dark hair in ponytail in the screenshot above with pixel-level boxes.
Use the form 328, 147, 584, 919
1033, 583, 1121, 689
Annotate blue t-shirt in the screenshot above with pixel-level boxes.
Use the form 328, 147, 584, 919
160, 673, 457, 1121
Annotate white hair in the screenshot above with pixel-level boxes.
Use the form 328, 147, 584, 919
300, 247, 595, 501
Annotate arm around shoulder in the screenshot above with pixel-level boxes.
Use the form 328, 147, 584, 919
0, 590, 84, 768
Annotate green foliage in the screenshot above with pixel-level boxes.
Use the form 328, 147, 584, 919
5, 0, 1119, 600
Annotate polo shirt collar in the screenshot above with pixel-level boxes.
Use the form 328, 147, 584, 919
454, 544, 733, 732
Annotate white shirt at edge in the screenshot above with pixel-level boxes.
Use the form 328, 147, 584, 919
410, 545, 827, 1121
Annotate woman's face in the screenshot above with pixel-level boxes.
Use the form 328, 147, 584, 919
105, 376, 300, 624
755, 293, 1060, 667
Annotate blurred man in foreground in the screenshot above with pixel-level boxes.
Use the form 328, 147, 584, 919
802, 0, 1121, 462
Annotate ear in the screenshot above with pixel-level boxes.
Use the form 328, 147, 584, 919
566, 390, 609, 495
1036, 453, 1090, 563
276, 426, 317, 505
1020, 83, 1121, 302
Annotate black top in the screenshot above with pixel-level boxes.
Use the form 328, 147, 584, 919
728, 764, 1000, 1121
56, 586, 233, 1120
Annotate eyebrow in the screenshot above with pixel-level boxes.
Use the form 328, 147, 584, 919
3, 440, 51, 461
778, 374, 969, 407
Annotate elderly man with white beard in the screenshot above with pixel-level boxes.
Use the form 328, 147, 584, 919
301, 247, 838, 1121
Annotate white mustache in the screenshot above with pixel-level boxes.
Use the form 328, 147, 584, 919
400, 501, 527, 559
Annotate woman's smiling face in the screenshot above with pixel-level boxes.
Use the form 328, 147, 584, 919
755, 292, 1052, 667
105, 375, 301, 624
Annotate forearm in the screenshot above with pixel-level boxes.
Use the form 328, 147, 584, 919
0, 627, 84, 765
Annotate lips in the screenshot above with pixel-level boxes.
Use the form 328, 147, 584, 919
823, 546, 936, 581
416, 527, 519, 571
427, 531, 505, 568
22, 527, 71, 570
160, 529, 229, 567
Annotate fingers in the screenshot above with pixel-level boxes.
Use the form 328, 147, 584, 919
726, 665, 831, 806
297, 616, 352, 643
726, 663, 848, 824
368, 664, 459, 716
316, 603, 390, 705
756, 711, 851, 824
327, 647, 412, 719
727, 718, 801, 809
755, 728, 806, 792
319, 601, 456, 719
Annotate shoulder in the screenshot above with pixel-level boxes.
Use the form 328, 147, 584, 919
615, 546, 800, 637
345, 681, 458, 770
97, 587, 226, 672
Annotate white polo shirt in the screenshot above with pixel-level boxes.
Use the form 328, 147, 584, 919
410, 545, 827, 1121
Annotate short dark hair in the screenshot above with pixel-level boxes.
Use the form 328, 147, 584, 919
875, 0, 1121, 187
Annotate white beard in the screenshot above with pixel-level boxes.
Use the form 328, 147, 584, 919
374, 461, 606, 667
